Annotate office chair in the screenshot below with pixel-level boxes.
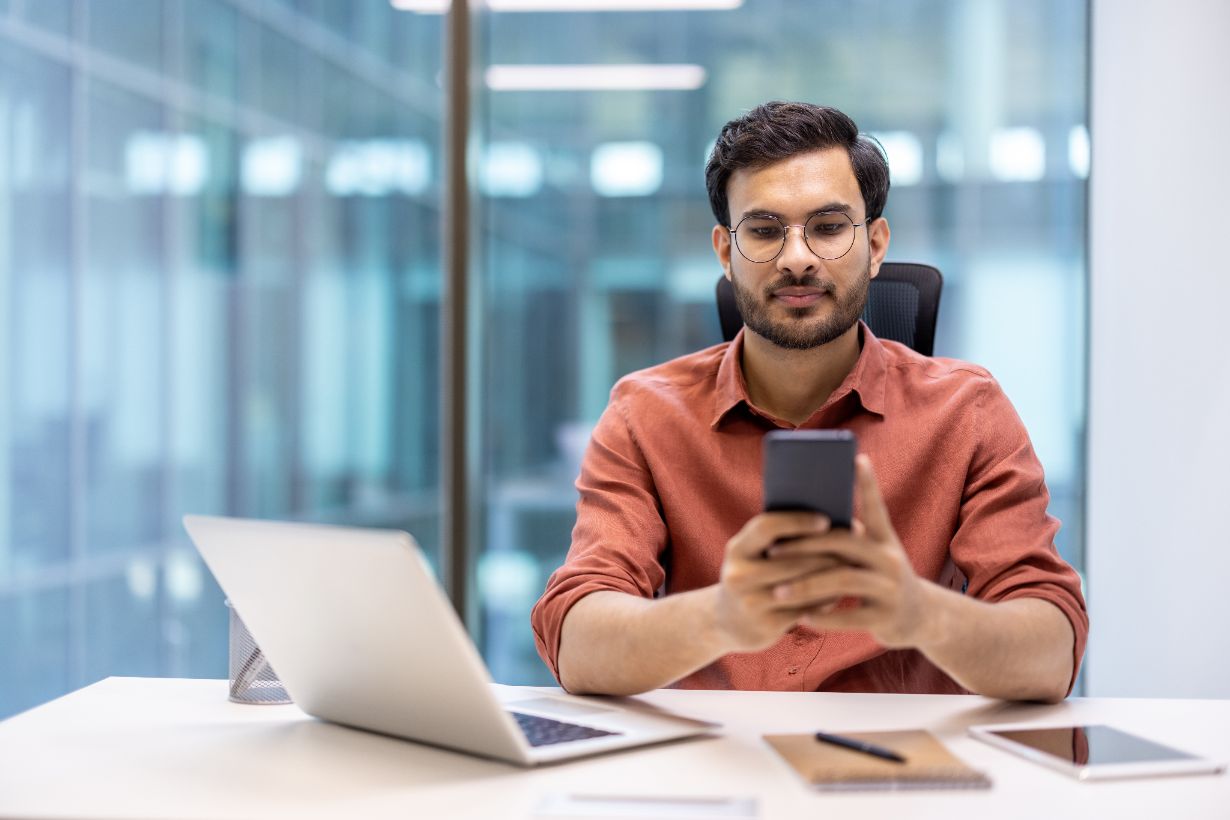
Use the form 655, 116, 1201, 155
715, 262, 943, 356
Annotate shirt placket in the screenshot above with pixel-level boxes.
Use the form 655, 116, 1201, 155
783, 626, 825, 690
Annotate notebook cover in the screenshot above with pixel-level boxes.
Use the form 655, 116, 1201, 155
764, 730, 992, 792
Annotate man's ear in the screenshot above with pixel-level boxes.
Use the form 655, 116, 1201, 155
867, 217, 890, 280
712, 224, 733, 280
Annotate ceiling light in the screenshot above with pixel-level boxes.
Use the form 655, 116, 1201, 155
870, 130, 924, 187
989, 127, 1047, 182
241, 136, 303, 197
591, 141, 663, 196
1068, 125, 1090, 180
392, 0, 742, 12
480, 142, 545, 197
486, 64, 706, 91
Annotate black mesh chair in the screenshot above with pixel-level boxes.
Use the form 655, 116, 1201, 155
715, 262, 943, 356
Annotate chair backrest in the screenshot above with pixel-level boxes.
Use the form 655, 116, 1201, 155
715, 261, 943, 356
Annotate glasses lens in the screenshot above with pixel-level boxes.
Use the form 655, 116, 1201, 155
733, 216, 785, 263
805, 212, 856, 260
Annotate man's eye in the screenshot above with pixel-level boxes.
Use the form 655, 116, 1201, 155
811, 221, 847, 236
748, 226, 782, 239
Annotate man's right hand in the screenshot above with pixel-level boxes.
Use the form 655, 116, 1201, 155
713, 511, 844, 652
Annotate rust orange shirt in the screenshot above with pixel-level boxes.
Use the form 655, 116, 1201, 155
531, 324, 1088, 694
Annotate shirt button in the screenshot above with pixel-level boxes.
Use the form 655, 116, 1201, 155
787, 666, 799, 675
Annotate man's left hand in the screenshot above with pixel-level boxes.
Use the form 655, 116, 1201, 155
764, 454, 935, 648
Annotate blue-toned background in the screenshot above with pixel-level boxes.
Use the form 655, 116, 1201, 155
0, 0, 1087, 718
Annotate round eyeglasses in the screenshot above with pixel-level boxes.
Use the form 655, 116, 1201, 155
729, 211, 867, 263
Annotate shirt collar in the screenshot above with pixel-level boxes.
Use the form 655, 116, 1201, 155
712, 329, 750, 427
711, 321, 888, 429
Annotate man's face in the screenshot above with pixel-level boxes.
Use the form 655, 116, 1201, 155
712, 147, 889, 350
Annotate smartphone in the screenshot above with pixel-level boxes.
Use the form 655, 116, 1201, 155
761, 429, 857, 528
968, 723, 1226, 781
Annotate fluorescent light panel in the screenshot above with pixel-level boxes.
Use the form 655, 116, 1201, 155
481, 141, 545, 197
242, 136, 303, 197
989, 127, 1047, 182
1068, 125, 1091, 179
591, 141, 663, 196
486, 64, 706, 91
393, 0, 741, 12
870, 130, 924, 187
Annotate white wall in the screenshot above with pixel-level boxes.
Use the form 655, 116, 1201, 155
1088, 0, 1230, 697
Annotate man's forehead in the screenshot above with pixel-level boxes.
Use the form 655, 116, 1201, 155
726, 147, 863, 216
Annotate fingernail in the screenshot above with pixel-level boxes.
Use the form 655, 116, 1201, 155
773, 584, 791, 600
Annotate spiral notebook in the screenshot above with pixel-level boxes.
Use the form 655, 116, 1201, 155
765, 730, 992, 791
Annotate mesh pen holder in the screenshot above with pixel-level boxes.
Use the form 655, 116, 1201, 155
227, 601, 291, 704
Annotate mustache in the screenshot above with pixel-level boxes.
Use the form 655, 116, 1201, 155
763, 275, 836, 294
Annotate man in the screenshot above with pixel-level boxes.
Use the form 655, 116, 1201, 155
531, 101, 1087, 702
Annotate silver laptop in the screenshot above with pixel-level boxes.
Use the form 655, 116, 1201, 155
183, 514, 714, 766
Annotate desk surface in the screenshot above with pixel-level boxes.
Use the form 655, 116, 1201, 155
0, 678, 1226, 819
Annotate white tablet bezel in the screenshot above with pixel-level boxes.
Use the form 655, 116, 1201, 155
968, 723, 1226, 781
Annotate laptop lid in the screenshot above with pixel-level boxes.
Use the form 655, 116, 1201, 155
183, 515, 712, 766
185, 515, 532, 763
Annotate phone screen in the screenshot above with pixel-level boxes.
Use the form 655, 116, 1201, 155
761, 430, 856, 527
989, 725, 1198, 766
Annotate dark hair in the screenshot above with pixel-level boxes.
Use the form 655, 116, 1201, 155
704, 101, 890, 227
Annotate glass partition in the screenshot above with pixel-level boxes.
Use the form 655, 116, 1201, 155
0, 0, 444, 718
474, 0, 1089, 685
0, 0, 1089, 715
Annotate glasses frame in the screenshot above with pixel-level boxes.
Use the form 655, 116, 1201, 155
728, 211, 868, 263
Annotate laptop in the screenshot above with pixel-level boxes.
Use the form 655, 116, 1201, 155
183, 514, 715, 766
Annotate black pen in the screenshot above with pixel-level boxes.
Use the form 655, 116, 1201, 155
814, 731, 907, 764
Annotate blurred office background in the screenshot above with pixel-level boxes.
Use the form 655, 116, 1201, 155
0, 0, 1088, 718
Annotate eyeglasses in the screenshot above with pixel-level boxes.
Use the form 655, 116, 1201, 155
728, 211, 867, 263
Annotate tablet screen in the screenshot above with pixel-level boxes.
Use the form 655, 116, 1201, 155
989, 725, 1197, 766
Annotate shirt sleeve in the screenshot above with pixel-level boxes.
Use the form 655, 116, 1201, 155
949, 376, 1089, 695
530, 385, 669, 683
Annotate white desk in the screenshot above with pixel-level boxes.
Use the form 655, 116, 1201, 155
0, 678, 1226, 819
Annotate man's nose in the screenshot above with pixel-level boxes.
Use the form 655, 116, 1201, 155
776, 225, 818, 273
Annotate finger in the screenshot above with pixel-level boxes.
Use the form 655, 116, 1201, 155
854, 454, 894, 540
800, 605, 883, 632
794, 598, 857, 625
764, 530, 878, 569
728, 512, 830, 560
727, 554, 848, 590
769, 567, 892, 610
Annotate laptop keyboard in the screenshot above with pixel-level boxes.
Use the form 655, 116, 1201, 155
509, 711, 622, 747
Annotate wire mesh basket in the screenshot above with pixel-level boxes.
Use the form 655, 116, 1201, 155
227, 601, 291, 704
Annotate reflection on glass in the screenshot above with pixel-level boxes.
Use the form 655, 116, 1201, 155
477, 0, 1089, 686
993, 725, 1199, 766
88, 0, 165, 69
83, 79, 166, 556
178, 0, 239, 101
0, 48, 73, 576
83, 573, 162, 683
0, 589, 71, 715
0, 5, 444, 718
10, 0, 72, 36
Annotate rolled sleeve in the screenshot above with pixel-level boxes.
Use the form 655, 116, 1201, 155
949, 377, 1089, 694
530, 386, 668, 682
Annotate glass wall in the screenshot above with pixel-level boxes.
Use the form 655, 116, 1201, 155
0, 0, 1090, 715
0, 0, 443, 719
473, 0, 1088, 685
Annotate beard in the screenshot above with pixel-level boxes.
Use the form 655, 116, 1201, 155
731, 259, 870, 350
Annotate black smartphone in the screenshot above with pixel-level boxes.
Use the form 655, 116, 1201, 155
761, 429, 857, 528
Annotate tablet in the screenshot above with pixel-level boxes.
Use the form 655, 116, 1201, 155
968, 723, 1226, 781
